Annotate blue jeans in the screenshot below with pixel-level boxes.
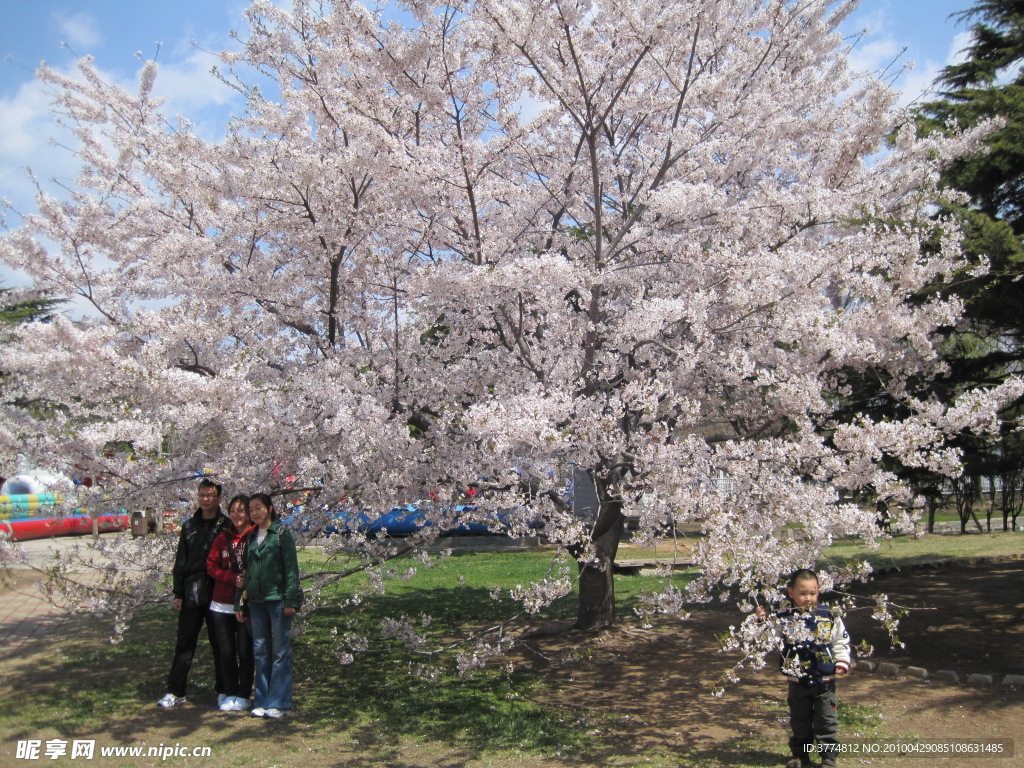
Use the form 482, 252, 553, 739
248, 600, 293, 711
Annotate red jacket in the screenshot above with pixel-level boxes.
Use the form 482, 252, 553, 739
206, 527, 250, 605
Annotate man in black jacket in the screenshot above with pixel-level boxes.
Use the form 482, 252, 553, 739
157, 479, 230, 708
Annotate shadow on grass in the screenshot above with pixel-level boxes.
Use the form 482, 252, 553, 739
292, 584, 591, 754
0, 578, 762, 766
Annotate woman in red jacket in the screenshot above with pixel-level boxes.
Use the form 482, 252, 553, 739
206, 494, 255, 712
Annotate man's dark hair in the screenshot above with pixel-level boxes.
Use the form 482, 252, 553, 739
198, 478, 223, 496
787, 568, 819, 588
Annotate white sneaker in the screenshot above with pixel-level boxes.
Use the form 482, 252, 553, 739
218, 696, 238, 712
217, 693, 227, 708
157, 693, 185, 709
264, 708, 286, 719
250, 707, 266, 718
230, 696, 249, 711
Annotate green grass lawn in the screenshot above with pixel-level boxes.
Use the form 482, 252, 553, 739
823, 530, 1024, 571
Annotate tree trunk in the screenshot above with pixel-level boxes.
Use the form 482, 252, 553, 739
952, 474, 980, 534
985, 475, 995, 532
573, 472, 626, 631
1001, 468, 1021, 532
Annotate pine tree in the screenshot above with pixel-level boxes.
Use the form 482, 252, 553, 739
916, 0, 1024, 527
0, 286, 61, 326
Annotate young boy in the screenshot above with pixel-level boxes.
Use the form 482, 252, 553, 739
757, 568, 851, 768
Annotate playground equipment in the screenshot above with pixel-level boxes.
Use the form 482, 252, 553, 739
0, 493, 130, 541
0, 493, 61, 513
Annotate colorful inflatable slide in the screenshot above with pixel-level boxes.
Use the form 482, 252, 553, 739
0, 493, 130, 541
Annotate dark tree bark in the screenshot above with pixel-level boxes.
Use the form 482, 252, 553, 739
573, 472, 626, 630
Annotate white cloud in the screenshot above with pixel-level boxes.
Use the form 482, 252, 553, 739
846, 34, 904, 78
150, 48, 240, 134
947, 30, 974, 67
51, 11, 102, 52
0, 49, 241, 217
0, 73, 77, 223
0, 78, 54, 160
844, 22, 965, 109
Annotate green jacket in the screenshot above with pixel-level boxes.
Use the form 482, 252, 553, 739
241, 521, 301, 608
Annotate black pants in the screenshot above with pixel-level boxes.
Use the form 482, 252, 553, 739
788, 680, 839, 761
166, 605, 223, 698
208, 610, 254, 699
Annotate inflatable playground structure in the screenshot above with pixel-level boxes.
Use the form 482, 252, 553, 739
0, 462, 567, 543
0, 492, 131, 542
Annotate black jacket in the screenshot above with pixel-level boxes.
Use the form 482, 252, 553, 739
172, 508, 230, 600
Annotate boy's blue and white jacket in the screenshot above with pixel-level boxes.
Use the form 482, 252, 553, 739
774, 602, 851, 686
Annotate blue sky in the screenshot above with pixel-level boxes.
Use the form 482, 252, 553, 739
0, 0, 979, 285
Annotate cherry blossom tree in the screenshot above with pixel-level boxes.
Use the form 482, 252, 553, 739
2, 0, 1019, 651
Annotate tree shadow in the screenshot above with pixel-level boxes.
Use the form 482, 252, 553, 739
844, 560, 1024, 676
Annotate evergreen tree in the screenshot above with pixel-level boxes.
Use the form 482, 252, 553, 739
915, 0, 1024, 527
919, 0, 1024, 334
0, 285, 61, 326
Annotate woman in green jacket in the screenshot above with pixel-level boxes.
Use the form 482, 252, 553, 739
238, 493, 300, 718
